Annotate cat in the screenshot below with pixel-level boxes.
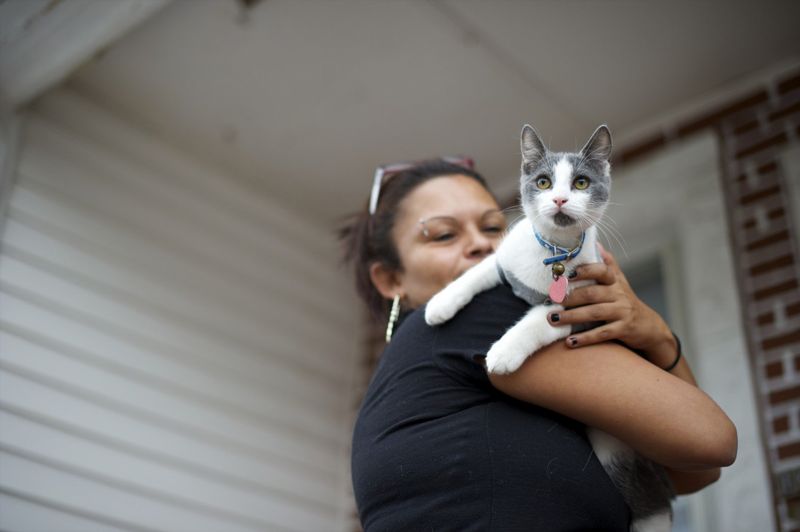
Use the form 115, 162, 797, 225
424, 124, 674, 532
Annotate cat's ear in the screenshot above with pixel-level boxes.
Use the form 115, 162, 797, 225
521, 125, 547, 166
580, 125, 612, 161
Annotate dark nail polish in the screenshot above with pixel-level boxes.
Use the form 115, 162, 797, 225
568, 270, 577, 279
550, 313, 560, 322
568, 337, 578, 347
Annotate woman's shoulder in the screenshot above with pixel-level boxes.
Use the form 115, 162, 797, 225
426, 283, 530, 354
371, 284, 529, 388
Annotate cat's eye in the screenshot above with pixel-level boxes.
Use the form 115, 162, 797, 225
573, 176, 590, 190
535, 176, 552, 190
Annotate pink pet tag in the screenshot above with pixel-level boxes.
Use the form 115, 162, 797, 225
549, 275, 568, 303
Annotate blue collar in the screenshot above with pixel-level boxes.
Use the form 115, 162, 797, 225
534, 230, 585, 266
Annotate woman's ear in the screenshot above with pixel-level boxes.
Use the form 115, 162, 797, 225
369, 262, 403, 300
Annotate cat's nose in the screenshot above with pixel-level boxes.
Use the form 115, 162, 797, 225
553, 197, 568, 207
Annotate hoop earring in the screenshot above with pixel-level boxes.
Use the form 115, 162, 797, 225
385, 294, 401, 342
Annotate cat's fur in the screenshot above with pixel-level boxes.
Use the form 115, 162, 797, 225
424, 125, 674, 532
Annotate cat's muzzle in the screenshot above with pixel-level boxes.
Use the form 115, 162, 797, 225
553, 212, 576, 226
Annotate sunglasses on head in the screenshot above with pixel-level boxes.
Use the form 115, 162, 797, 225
368, 155, 475, 215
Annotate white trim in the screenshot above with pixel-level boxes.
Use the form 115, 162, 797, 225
0, 111, 24, 240
0, 0, 171, 110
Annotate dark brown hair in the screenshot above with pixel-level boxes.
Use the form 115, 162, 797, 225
338, 159, 493, 320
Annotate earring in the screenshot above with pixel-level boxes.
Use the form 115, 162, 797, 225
385, 294, 401, 342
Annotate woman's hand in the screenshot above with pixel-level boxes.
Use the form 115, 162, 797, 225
547, 244, 677, 367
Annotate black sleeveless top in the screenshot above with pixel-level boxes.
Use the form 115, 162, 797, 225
351, 284, 630, 531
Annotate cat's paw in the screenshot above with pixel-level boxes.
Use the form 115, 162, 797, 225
485, 337, 533, 374
485, 321, 570, 374
630, 511, 672, 532
425, 288, 471, 325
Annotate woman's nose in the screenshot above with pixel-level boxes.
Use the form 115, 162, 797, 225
465, 229, 494, 258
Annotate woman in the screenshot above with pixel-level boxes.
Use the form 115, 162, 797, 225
341, 158, 736, 531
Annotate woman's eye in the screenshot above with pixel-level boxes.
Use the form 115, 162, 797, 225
432, 233, 455, 242
536, 176, 552, 189
483, 226, 504, 234
573, 176, 590, 190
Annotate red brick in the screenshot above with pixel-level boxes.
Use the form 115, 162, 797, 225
735, 131, 788, 159
778, 441, 800, 459
759, 311, 776, 326
770, 384, 800, 404
750, 255, 795, 276
766, 359, 784, 377
740, 184, 781, 205
733, 119, 760, 136
770, 100, 800, 123
677, 90, 769, 137
775, 415, 790, 433
778, 70, 800, 95
758, 161, 778, 174
746, 229, 790, 251
743, 207, 785, 229
754, 279, 798, 301
763, 328, 800, 351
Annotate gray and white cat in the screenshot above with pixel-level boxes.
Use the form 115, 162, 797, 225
425, 125, 674, 532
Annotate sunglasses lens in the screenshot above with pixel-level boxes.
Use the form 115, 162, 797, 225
369, 156, 474, 215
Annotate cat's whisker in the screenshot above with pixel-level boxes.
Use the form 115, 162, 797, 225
501, 204, 523, 217
508, 213, 527, 229
579, 210, 627, 256
591, 217, 628, 259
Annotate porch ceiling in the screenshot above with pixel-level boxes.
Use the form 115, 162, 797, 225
65, 0, 800, 223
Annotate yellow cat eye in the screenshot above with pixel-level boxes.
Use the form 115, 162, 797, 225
573, 176, 590, 190
536, 176, 552, 190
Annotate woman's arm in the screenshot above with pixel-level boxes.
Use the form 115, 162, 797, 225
540, 245, 734, 490
487, 340, 737, 471
632, 334, 724, 493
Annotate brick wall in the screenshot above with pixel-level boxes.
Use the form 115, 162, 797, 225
616, 67, 800, 532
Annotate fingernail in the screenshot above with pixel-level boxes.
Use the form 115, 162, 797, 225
550, 313, 560, 323
567, 270, 577, 279
568, 337, 578, 347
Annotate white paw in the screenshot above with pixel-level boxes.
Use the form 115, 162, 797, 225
485, 322, 570, 374
425, 289, 471, 325
485, 338, 532, 374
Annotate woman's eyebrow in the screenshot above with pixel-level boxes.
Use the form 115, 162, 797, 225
481, 208, 505, 219
421, 209, 502, 224
419, 215, 458, 224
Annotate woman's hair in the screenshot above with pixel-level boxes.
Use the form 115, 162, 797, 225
339, 159, 493, 320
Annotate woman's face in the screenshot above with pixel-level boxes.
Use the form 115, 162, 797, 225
383, 174, 506, 309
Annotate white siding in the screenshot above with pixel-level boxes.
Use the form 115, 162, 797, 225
0, 89, 361, 532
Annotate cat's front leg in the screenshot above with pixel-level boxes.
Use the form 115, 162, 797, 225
425, 255, 500, 325
486, 304, 570, 374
